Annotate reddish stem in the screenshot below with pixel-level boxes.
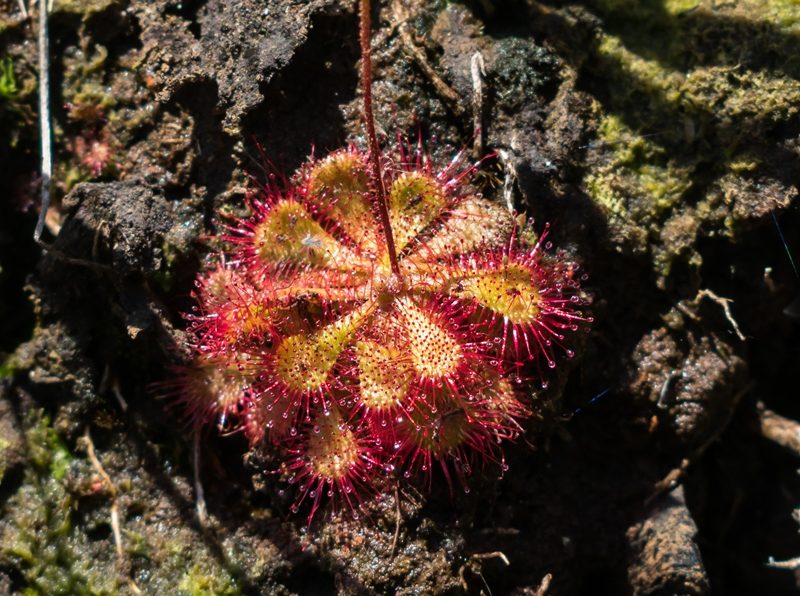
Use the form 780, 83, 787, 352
359, 0, 401, 277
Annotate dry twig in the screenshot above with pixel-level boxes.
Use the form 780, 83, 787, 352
767, 556, 800, 570
696, 289, 746, 341
459, 551, 510, 596
534, 573, 553, 596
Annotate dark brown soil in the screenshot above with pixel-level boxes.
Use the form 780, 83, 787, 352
1, 0, 799, 594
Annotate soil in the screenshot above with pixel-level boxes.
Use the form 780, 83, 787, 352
1, 0, 799, 594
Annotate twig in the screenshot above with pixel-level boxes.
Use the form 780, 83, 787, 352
470, 551, 510, 565
391, 0, 463, 116
766, 556, 800, 570
645, 383, 753, 507
83, 430, 115, 494
470, 51, 485, 159
35, 0, 52, 242
459, 551, 510, 596
756, 402, 800, 457
17, 0, 28, 18
193, 431, 208, 525
534, 573, 553, 596
695, 289, 746, 341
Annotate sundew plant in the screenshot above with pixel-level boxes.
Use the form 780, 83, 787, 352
172, 0, 590, 522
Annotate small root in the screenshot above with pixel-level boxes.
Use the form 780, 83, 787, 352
458, 551, 510, 596
470, 551, 510, 566
695, 289, 746, 341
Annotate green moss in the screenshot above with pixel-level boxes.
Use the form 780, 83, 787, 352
584, 113, 691, 221
0, 411, 117, 594
0, 355, 15, 380
582, 0, 800, 284
26, 412, 73, 480
0, 55, 36, 150
63, 47, 116, 123
0, 57, 19, 100
178, 564, 240, 596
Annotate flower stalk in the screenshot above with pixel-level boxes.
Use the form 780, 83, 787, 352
359, 0, 400, 277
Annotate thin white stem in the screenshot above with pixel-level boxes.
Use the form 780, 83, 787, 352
35, 0, 52, 242
470, 51, 485, 159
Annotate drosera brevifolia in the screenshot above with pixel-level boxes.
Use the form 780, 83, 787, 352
168, 0, 592, 524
